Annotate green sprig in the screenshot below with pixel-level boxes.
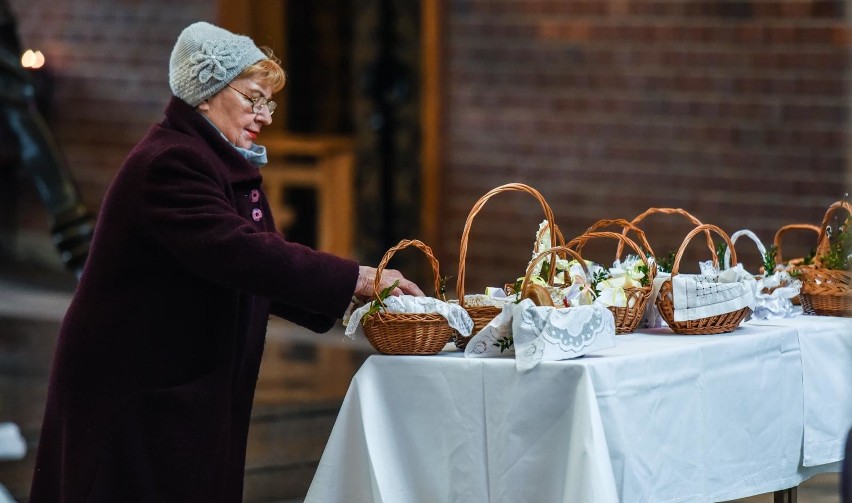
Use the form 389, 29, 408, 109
493, 335, 514, 352
762, 245, 778, 274
819, 215, 851, 270
363, 280, 400, 321
656, 250, 677, 274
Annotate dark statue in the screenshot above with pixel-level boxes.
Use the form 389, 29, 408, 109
0, 0, 93, 277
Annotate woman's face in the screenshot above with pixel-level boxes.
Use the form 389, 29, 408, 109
198, 77, 274, 149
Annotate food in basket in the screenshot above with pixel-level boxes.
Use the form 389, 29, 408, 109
522, 283, 555, 307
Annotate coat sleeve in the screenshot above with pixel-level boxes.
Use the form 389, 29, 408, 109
138, 145, 359, 321
268, 302, 341, 333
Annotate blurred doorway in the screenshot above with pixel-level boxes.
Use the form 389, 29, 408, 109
217, 0, 436, 273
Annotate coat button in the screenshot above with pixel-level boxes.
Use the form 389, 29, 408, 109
252, 208, 263, 221
250, 189, 260, 203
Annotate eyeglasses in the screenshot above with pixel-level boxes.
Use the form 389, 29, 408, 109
227, 84, 277, 116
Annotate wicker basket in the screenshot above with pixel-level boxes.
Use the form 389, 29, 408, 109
773, 223, 820, 305
774, 223, 820, 269
566, 231, 656, 334
362, 239, 456, 355
656, 224, 751, 334
796, 201, 852, 317
454, 183, 558, 349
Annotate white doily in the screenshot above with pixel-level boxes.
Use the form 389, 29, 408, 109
465, 299, 616, 372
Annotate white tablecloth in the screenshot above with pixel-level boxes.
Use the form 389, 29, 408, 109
305, 317, 852, 503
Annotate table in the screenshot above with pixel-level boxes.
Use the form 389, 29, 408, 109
305, 316, 852, 503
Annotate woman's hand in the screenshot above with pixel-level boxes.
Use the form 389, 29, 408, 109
354, 266, 425, 302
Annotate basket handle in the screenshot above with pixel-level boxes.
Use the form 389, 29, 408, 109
624, 207, 714, 256
722, 229, 767, 271
584, 218, 655, 259
814, 201, 852, 259
374, 239, 442, 303
566, 230, 657, 283
773, 223, 820, 265
670, 224, 737, 277
457, 183, 557, 308
520, 245, 587, 299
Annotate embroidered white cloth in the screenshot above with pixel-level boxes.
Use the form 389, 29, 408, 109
344, 295, 474, 339
465, 299, 615, 371
512, 299, 616, 371
463, 303, 515, 358
671, 266, 756, 322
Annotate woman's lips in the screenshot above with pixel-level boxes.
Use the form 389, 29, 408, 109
246, 130, 258, 141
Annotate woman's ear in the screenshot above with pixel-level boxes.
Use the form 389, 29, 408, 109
197, 100, 210, 112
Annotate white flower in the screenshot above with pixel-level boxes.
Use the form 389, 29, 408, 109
610, 254, 646, 282
595, 286, 628, 307
563, 281, 595, 306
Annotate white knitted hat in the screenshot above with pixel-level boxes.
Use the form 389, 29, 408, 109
169, 22, 266, 107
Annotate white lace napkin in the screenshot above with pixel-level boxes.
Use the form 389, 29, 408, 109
344, 295, 474, 339
465, 299, 616, 371
513, 299, 616, 371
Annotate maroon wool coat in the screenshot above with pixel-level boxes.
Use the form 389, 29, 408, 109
29, 97, 360, 502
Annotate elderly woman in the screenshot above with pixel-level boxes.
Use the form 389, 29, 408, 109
29, 21, 422, 502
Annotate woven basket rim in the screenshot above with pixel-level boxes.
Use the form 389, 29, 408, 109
363, 239, 454, 354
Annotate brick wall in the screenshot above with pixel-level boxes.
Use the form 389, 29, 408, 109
5, 0, 851, 289
11, 0, 216, 203
437, 0, 851, 291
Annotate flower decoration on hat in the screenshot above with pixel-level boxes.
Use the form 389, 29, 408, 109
189, 40, 242, 83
